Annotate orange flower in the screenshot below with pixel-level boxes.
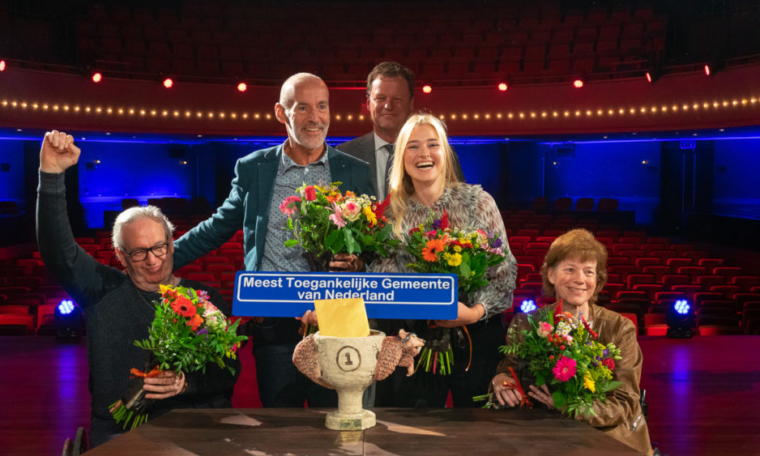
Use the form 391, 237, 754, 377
422, 239, 445, 262
187, 314, 203, 331
171, 296, 196, 318
345, 190, 356, 197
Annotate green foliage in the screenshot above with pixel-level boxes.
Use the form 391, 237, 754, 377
404, 210, 508, 299
501, 306, 623, 419
281, 183, 399, 258
134, 286, 248, 376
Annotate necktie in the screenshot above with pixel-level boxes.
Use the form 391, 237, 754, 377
381, 143, 394, 200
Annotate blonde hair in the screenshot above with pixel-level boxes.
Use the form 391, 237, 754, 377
541, 229, 608, 305
388, 113, 460, 237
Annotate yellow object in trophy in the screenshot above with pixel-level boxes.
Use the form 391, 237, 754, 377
313, 298, 370, 338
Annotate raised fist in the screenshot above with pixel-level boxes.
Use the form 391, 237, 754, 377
40, 130, 81, 174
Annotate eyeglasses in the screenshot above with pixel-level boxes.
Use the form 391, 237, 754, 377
125, 242, 169, 262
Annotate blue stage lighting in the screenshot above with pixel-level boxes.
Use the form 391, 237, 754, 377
667, 299, 694, 338
55, 300, 84, 340
520, 299, 537, 313
674, 299, 690, 315
58, 300, 75, 315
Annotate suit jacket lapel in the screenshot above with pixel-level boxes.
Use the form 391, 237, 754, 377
328, 146, 352, 190
255, 147, 280, 268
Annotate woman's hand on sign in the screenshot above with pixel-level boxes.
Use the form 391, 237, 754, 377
297, 309, 319, 326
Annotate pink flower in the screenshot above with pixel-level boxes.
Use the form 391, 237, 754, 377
537, 322, 553, 338
279, 196, 301, 215
329, 203, 347, 228
342, 201, 361, 222
303, 185, 316, 201
601, 358, 615, 371
552, 356, 577, 382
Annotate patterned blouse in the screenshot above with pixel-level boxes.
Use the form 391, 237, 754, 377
370, 183, 518, 319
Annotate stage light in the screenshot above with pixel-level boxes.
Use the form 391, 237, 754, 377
645, 72, 652, 83
573, 79, 584, 88
422, 85, 432, 94
55, 300, 85, 340
498, 82, 508, 91
0, 60, 6, 71
667, 299, 695, 338
237, 82, 247, 92
92, 72, 102, 83
519, 299, 537, 314
163, 78, 173, 89
704, 64, 710, 76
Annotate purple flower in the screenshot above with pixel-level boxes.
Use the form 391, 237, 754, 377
492, 238, 502, 248
197, 328, 209, 337
602, 349, 609, 358
432, 219, 442, 230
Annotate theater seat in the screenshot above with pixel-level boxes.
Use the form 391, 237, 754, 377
644, 313, 668, 336
0, 314, 34, 335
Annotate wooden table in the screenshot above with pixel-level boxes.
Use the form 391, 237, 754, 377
86, 408, 644, 455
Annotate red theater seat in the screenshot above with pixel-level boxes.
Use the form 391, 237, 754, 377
693, 292, 726, 308
635, 257, 661, 271
671, 284, 702, 301
710, 285, 741, 300
667, 257, 693, 271
0, 315, 34, 335
697, 315, 740, 336
609, 265, 636, 282
643, 266, 671, 283
682, 251, 709, 262
669, 243, 695, 255
644, 313, 668, 336
677, 266, 706, 283
627, 273, 655, 289
713, 267, 743, 281
732, 276, 760, 291
640, 243, 665, 256
0, 305, 30, 316
633, 283, 664, 302
698, 258, 724, 270
696, 275, 725, 289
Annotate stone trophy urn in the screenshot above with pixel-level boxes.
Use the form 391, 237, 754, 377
293, 329, 424, 431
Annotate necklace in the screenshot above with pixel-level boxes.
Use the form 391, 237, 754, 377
136, 287, 159, 311
135, 276, 181, 310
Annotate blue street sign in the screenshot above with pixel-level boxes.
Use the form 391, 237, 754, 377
232, 271, 458, 320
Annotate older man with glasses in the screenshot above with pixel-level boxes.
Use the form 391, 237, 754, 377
36, 130, 240, 448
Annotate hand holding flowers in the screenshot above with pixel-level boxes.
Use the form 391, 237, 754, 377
110, 285, 247, 429
490, 300, 623, 418
281, 183, 399, 270
405, 210, 508, 376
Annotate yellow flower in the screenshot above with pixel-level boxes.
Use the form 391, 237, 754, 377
583, 373, 596, 392
443, 252, 452, 260
159, 284, 172, 294
448, 253, 462, 267
362, 206, 377, 226
453, 245, 462, 253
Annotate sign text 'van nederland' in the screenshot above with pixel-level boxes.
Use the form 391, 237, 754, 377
232, 272, 458, 320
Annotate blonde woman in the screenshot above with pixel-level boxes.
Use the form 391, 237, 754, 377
370, 113, 517, 407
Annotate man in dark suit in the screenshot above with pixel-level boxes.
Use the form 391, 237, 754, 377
338, 62, 465, 199
173, 73, 374, 408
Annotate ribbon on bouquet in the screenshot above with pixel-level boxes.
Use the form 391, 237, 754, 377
129, 366, 162, 379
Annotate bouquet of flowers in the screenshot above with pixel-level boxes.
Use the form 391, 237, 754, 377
280, 182, 399, 270
482, 300, 623, 418
110, 285, 247, 429
404, 210, 508, 375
